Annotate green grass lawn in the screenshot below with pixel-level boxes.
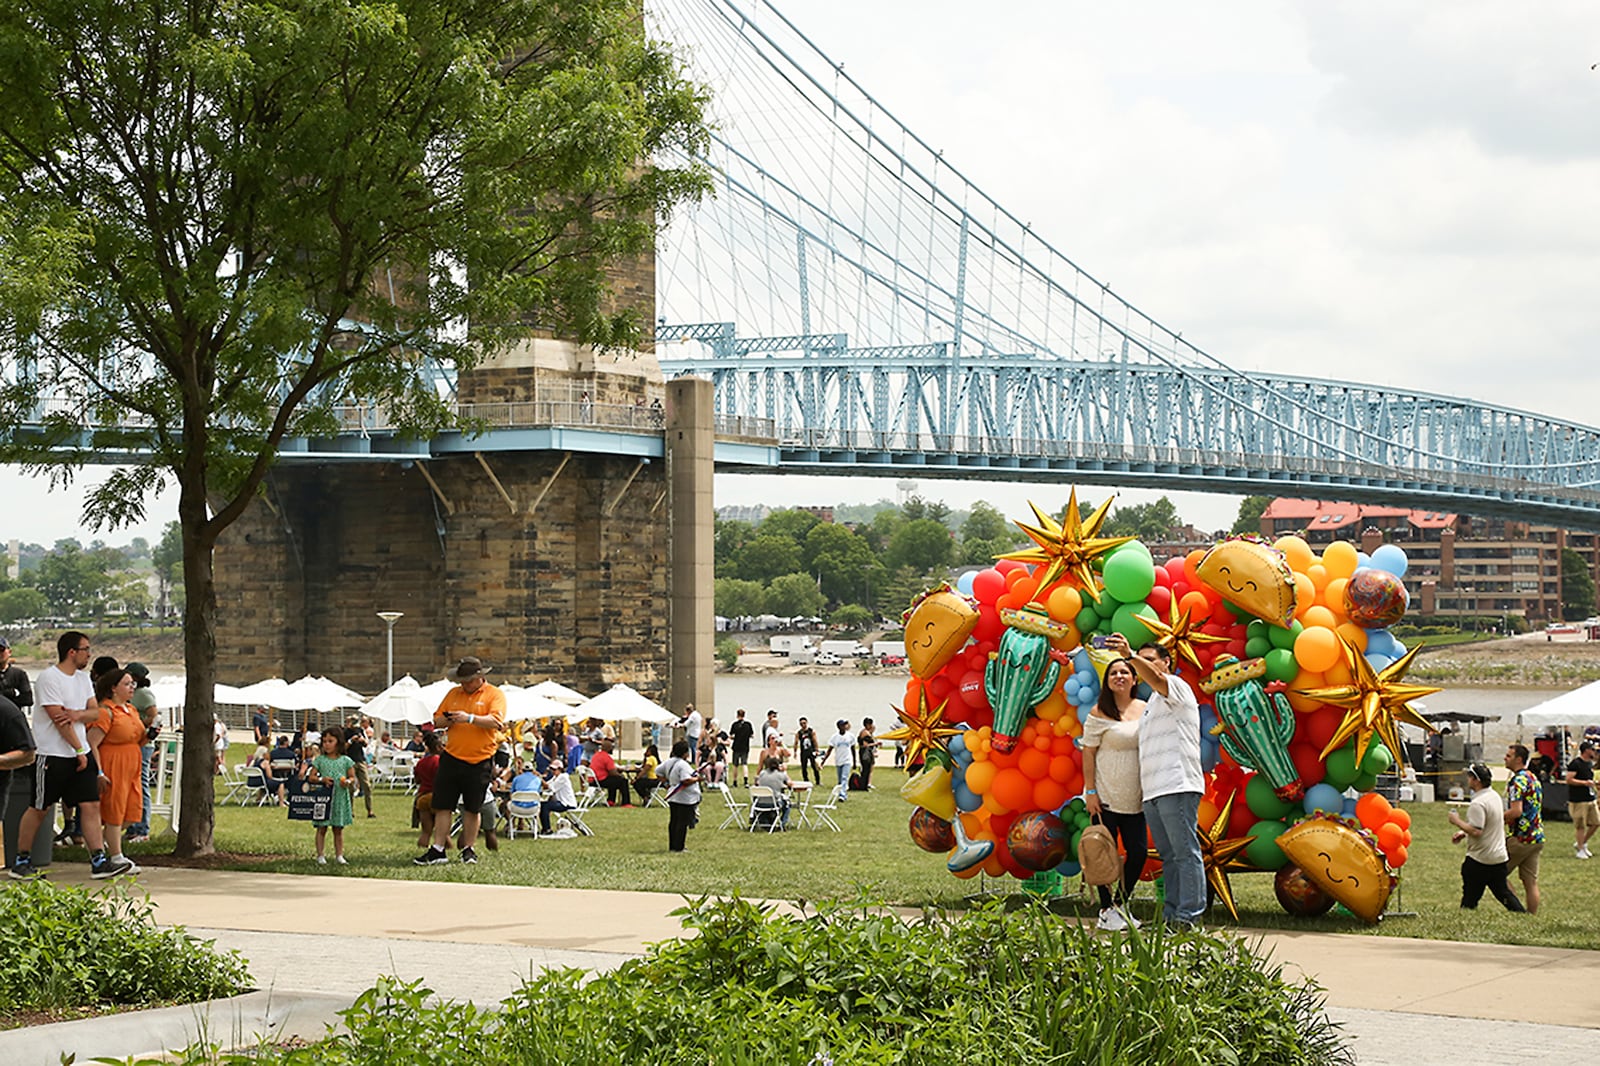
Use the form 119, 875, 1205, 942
117, 763, 1596, 950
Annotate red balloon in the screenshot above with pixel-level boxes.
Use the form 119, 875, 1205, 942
1289, 742, 1326, 789
958, 670, 989, 710
972, 568, 1007, 604
1147, 586, 1173, 615
973, 606, 1005, 643
1302, 706, 1343, 750
1152, 567, 1173, 589
1227, 793, 1260, 838
995, 559, 1028, 576
1211, 601, 1238, 626
1225, 638, 1247, 659
926, 675, 954, 707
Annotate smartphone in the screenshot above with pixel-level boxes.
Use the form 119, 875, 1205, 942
1090, 635, 1109, 649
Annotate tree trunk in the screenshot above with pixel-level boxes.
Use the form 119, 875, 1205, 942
173, 478, 219, 858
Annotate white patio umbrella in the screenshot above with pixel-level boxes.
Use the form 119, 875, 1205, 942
236, 675, 365, 713
146, 676, 249, 708
360, 676, 439, 726
577, 683, 676, 725
500, 686, 581, 723
526, 680, 588, 706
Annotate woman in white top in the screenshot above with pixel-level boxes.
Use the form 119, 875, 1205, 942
1081, 656, 1147, 931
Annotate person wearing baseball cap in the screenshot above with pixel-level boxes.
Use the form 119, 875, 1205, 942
1447, 763, 1525, 912
414, 658, 505, 868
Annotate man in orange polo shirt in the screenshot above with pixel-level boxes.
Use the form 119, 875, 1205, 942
414, 658, 506, 867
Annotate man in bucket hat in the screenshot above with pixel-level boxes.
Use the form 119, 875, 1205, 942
414, 657, 505, 867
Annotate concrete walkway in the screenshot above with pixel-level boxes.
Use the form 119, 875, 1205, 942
6, 866, 1597, 1065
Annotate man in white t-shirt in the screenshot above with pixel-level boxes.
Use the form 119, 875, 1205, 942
1448, 763, 1525, 912
827, 719, 856, 802
678, 703, 703, 762
1109, 632, 1204, 928
9, 632, 133, 881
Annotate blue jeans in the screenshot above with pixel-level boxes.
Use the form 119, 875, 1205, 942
1144, 791, 1204, 924
126, 744, 153, 836
835, 763, 850, 800
687, 736, 699, 762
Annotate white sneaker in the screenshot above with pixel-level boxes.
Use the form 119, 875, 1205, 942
1120, 907, 1142, 930
1096, 907, 1128, 931
1579, 847, 1592, 860
335, 855, 348, 865
315, 855, 327, 865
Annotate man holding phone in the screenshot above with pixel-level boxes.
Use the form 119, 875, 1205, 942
415, 658, 505, 867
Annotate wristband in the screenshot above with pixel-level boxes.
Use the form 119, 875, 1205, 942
1085, 788, 1097, 794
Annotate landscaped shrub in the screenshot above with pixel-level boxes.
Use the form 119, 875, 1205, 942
143, 897, 1348, 1066
0, 880, 250, 1015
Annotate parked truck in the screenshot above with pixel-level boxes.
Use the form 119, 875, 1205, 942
769, 635, 814, 657
789, 646, 818, 665
819, 639, 869, 659
872, 639, 906, 662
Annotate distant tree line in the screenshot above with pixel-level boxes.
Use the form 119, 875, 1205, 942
0, 522, 184, 627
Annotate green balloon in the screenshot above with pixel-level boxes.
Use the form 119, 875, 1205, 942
1112, 603, 1159, 648
1103, 550, 1156, 603
1244, 636, 1272, 659
1267, 621, 1303, 651
1093, 592, 1121, 619
1351, 770, 1378, 793
1324, 745, 1359, 789
1065, 797, 1086, 815
1359, 741, 1394, 776
1263, 648, 1298, 683
1076, 606, 1101, 635
1246, 620, 1269, 642
1068, 829, 1083, 855
1245, 774, 1294, 820
1120, 539, 1154, 561
1244, 819, 1290, 870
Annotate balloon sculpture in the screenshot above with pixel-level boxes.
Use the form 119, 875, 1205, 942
893, 494, 1433, 923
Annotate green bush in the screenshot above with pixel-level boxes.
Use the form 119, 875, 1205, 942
715, 637, 742, 667
155, 898, 1348, 1066
0, 880, 250, 1015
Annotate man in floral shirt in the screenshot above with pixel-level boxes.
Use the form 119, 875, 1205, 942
1503, 743, 1544, 914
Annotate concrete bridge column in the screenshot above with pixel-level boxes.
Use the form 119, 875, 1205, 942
666, 377, 715, 722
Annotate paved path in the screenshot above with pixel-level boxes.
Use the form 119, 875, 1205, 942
7, 866, 1597, 1065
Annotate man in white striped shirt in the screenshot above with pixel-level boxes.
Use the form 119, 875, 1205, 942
1108, 632, 1204, 929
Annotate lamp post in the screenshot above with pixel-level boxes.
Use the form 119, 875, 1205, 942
377, 611, 404, 687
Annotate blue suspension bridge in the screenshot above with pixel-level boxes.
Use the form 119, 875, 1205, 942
7, 0, 1600, 530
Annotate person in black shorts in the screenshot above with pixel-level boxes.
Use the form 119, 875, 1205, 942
728, 708, 754, 788
414, 658, 506, 867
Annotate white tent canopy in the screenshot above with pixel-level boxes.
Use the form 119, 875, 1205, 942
1518, 680, 1600, 729
577, 683, 677, 725
360, 676, 438, 726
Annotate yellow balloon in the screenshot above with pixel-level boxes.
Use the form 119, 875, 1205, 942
1274, 535, 1314, 574
1033, 687, 1070, 723
1277, 818, 1392, 924
899, 765, 957, 821
1197, 539, 1298, 628
1335, 622, 1368, 654
1322, 540, 1359, 580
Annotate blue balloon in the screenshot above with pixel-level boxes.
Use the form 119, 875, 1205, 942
956, 570, 977, 596
1076, 704, 1091, 723
948, 734, 968, 758
1063, 676, 1081, 700
1340, 798, 1358, 818
1302, 783, 1345, 816
1054, 859, 1082, 879
1369, 543, 1409, 579
953, 782, 982, 812
1201, 737, 1220, 772
1356, 551, 1371, 570
1365, 652, 1395, 672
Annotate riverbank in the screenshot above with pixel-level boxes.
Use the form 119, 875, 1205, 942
1411, 631, 1600, 686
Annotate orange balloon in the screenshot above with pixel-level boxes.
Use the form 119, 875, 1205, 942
1354, 791, 1393, 831
1377, 823, 1404, 852
1334, 622, 1367, 653
1388, 845, 1408, 868
992, 767, 1035, 811
1179, 590, 1212, 622
952, 861, 983, 879
1302, 605, 1337, 631
1197, 798, 1221, 831
983, 853, 1005, 878
964, 761, 998, 795
1018, 748, 1051, 780
1293, 625, 1341, 673
1292, 573, 1315, 619
1322, 540, 1359, 580
1011, 577, 1039, 604
1033, 778, 1070, 812
1048, 754, 1076, 783
982, 793, 1010, 816
1047, 585, 1082, 623
1275, 535, 1314, 574
1051, 735, 1076, 756
1390, 808, 1412, 830
1004, 567, 1030, 589
1306, 563, 1329, 592
1323, 657, 1354, 687
1285, 668, 1326, 713
1324, 580, 1350, 621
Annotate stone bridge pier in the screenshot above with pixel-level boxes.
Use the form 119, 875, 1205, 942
213, 348, 714, 719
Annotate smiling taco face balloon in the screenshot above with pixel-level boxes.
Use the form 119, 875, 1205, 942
1276, 817, 1391, 924
1196, 538, 1297, 628
904, 585, 980, 679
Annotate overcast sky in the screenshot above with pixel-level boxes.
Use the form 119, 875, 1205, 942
6, 1, 1597, 546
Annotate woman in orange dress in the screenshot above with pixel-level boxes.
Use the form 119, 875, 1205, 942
88, 668, 145, 874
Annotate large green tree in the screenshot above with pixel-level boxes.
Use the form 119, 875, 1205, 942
1233, 496, 1272, 535
1561, 548, 1597, 622
732, 534, 804, 584
884, 518, 955, 574
765, 572, 825, 619
1105, 496, 1181, 540
713, 577, 766, 620
802, 521, 876, 605
0, 0, 709, 855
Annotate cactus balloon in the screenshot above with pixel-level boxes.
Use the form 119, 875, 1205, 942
985, 603, 1067, 755
1203, 654, 1305, 802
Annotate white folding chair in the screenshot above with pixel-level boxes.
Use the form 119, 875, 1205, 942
642, 779, 669, 809
747, 786, 783, 833
238, 766, 273, 806
506, 791, 542, 840
712, 783, 745, 830
807, 791, 841, 832
219, 764, 252, 805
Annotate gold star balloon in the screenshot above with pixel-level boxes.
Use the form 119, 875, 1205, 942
878, 687, 963, 769
995, 488, 1134, 602
1134, 595, 1229, 677
1299, 637, 1440, 767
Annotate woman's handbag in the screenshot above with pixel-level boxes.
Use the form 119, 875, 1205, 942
1077, 815, 1124, 887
